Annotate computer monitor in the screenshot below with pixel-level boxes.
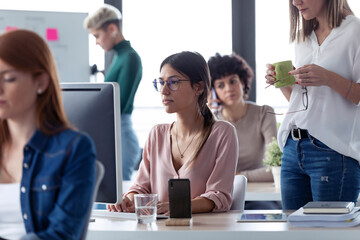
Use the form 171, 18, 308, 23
60, 82, 122, 204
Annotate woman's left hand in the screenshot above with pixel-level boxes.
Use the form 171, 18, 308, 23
289, 64, 330, 87
157, 201, 169, 215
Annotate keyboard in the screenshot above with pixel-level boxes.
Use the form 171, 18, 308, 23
91, 209, 168, 220
91, 209, 137, 220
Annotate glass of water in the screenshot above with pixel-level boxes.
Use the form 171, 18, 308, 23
134, 194, 158, 224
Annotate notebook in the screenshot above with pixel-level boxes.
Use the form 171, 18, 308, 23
288, 207, 360, 227
303, 201, 354, 214
289, 207, 360, 222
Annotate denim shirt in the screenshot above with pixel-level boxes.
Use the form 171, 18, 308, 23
19, 129, 96, 240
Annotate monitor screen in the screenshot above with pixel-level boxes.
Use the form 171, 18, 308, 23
61, 82, 122, 204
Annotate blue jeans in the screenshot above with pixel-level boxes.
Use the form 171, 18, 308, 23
121, 114, 140, 180
281, 133, 360, 210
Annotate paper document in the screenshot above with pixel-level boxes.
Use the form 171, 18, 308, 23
288, 207, 360, 228
288, 207, 360, 222
289, 217, 360, 228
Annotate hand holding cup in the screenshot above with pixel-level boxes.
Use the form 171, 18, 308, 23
272, 60, 295, 88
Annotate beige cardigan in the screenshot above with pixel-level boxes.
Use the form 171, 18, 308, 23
215, 102, 277, 182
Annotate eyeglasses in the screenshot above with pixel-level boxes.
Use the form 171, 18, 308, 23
267, 87, 308, 115
153, 77, 190, 92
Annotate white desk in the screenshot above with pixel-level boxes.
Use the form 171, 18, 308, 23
246, 182, 281, 201
87, 210, 360, 240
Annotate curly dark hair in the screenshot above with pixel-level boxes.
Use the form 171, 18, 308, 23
208, 53, 254, 100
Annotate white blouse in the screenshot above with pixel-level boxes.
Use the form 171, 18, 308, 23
278, 15, 360, 162
0, 183, 26, 240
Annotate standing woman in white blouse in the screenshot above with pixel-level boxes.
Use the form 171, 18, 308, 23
265, 0, 360, 210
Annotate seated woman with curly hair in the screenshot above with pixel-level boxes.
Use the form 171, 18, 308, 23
208, 53, 279, 209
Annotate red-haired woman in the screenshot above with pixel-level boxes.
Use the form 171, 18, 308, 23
0, 30, 96, 240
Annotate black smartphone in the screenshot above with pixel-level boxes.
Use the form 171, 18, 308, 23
168, 178, 192, 218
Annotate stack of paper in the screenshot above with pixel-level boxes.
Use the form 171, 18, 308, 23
288, 207, 360, 227
303, 201, 354, 214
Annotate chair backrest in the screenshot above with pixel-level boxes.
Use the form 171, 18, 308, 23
230, 175, 247, 211
81, 160, 105, 240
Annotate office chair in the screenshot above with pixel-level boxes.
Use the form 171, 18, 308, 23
81, 160, 105, 240
230, 175, 247, 212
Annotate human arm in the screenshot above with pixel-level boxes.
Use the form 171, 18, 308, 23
157, 196, 215, 215
238, 105, 277, 182
107, 127, 155, 212
106, 156, 150, 212
107, 192, 136, 212
265, 63, 293, 101
289, 64, 360, 105
199, 123, 239, 212
191, 197, 216, 213
29, 134, 96, 240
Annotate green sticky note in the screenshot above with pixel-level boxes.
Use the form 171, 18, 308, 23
273, 60, 295, 88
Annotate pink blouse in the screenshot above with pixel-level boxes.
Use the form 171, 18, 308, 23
127, 120, 239, 212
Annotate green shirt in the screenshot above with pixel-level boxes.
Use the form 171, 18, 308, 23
105, 40, 142, 114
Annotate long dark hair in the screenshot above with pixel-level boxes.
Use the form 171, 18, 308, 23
160, 51, 215, 163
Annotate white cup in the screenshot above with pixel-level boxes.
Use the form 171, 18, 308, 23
134, 194, 158, 224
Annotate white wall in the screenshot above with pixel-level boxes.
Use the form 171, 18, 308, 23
123, 0, 232, 146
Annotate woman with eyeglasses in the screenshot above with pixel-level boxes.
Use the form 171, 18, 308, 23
108, 51, 238, 214
0, 30, 96, 239
265, 0, 360, 210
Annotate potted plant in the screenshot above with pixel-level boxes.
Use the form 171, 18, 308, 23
263, 137, 282, 188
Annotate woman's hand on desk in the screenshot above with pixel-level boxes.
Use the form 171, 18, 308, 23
107, 194, 135, 212
157, 201, 169, 215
